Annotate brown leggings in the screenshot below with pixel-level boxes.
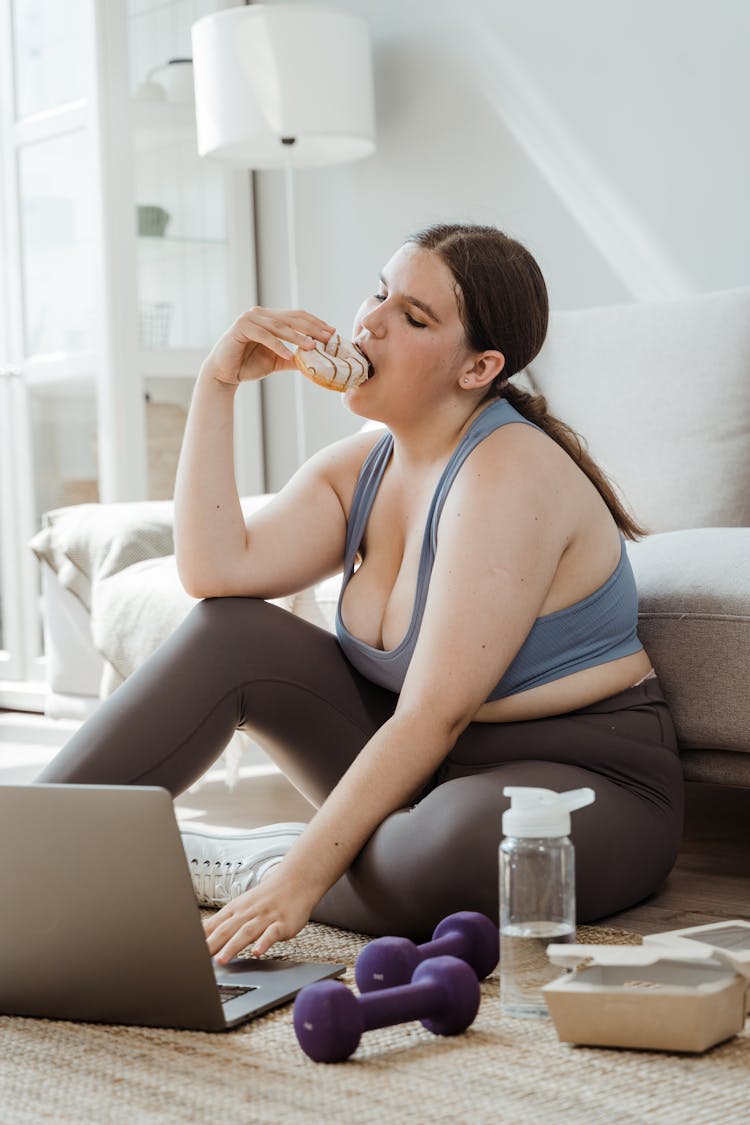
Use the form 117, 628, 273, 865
37, 597, 684, 941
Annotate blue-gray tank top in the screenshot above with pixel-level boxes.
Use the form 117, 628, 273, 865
335, 397, 643, 700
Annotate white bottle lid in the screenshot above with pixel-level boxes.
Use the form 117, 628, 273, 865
502, 786, 596, 838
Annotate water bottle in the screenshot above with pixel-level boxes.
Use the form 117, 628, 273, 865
499, 785, 595, 1018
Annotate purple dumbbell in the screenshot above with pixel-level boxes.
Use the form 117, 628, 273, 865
355, 911, 499, 993
293, 955, 480, 1063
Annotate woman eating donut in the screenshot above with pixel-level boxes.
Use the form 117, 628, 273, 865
37, 223, 683, 963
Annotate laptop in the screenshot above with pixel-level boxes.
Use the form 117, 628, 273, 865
0, 784, 345, 1030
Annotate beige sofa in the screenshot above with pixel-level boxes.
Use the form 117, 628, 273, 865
31, 288, 750, 786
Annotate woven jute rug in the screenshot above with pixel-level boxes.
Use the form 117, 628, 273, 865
2, 921, 748, 1125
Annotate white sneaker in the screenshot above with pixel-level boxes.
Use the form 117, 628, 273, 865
180, 822, 307, 907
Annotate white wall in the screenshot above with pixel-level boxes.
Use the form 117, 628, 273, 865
255, 0, 750, 489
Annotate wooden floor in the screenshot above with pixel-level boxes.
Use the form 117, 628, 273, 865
604, 782, 750, 935
175, 765, 750, 937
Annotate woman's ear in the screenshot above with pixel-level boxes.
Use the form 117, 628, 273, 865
460, 350, 505, 390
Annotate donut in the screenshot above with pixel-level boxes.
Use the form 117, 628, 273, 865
293, 332, 369, 392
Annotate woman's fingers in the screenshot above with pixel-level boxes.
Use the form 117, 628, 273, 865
204, 906, 256, 950
238, 307, 334, 345
213, 920, 262, 965
202, 905, 231, 939
233, 321, 294, 362
248, 920, 284, 960
206, 908, 284, 964
203, 306, 335, 385
200, 864, 315, 963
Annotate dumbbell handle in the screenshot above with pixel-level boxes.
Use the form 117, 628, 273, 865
418, 929, 470, 961
359, 978, 447, 1031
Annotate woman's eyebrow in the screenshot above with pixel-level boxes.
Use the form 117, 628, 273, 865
378, 273, 442, 323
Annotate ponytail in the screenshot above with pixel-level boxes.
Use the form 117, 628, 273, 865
501, 383, 648, 540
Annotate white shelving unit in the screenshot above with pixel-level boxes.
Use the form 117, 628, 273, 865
0, 0, 262, 707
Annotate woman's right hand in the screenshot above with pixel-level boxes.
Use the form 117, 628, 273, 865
200, 307, 335, 387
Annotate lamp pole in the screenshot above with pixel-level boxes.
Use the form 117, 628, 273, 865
281, 137, 307, 468
191, 6, 376, 470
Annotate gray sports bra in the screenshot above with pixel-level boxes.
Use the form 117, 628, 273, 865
335, 398, 643, 700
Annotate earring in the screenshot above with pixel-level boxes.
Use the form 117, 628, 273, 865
463, 377, 470, 385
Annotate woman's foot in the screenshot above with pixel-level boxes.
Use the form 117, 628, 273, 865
180, 822, 307, 907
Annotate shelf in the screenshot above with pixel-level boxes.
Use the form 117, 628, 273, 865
136, 234, 227, 264
22, 354, 97, 393
130, 99, 196, 152
138, 349, 206, 377
20, 349, 208, 385
138, 234, 226, 245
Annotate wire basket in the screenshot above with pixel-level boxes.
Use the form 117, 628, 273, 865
139, 301, 172, 349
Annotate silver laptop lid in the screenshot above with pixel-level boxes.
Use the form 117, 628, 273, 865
1, 785, 346, 1031
0, 785, 229, 1029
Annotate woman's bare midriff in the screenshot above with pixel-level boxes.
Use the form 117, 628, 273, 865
471, 648, 654, 723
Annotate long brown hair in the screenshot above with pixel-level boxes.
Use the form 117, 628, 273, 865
407, 223, 647, 540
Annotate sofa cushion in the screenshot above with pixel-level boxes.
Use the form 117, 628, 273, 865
29, 495, 276, 614
526, 288, 750, 533
29, 501, 176, 612
627, 528, 749, 755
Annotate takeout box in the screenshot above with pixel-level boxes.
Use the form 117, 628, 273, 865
542, 942, 750, 1053
643, 919, 750, 963
643, 919, 750, 1017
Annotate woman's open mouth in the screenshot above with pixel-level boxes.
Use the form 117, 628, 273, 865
354, 343, 375, 380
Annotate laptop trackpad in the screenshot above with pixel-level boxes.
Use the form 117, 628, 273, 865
214, 956, 346, 1021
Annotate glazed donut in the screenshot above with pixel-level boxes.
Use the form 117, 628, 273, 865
293, 332, 369, 392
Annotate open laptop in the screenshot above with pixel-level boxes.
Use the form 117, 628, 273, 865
0, 784, 345, 1030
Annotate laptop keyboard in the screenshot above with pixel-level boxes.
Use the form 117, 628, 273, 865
218, 984, 259, 1005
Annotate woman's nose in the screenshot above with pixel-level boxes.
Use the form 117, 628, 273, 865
360, 305, 385, 337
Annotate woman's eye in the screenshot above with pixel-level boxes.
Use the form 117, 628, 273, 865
370, 293, 425, 327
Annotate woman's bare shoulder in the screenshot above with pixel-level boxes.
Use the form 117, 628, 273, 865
465, 416, 583, 491
316, 425, 388, 508
446, 417, 583, 538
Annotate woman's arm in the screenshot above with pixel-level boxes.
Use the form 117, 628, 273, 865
204, 707, 458, 962
173, 370, 245, 594
204, 424, 571, 961
173, 307, 346, 598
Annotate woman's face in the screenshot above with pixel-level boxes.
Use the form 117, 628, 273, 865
345, 244, 472, 420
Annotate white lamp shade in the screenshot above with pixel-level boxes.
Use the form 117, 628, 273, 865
191, 4, 376, 168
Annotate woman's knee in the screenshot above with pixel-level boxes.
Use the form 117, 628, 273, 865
573, 786, 683, 922
187, 595, 270, 641
169, 596, 302, 684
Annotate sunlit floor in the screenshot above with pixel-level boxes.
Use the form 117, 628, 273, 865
0, 711, 313, 827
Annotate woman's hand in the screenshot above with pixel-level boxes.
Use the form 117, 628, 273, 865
201, 307, 335, 387
203, 860, 321, 963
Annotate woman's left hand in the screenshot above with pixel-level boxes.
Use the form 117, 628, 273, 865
202, 862, 319, 963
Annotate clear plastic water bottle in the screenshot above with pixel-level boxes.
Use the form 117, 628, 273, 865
499, 786, 595, 1018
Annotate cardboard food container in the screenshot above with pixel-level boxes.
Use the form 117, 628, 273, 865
643, 920, 750, 962
542, 943, 749, 1053
643, 919, 750, 1018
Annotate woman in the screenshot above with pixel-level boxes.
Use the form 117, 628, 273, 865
37, 223, 683, 965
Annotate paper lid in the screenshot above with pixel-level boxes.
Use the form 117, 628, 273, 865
546, 942, 750, 980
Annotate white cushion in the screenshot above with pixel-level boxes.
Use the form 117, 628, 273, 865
526, 288, 750, 533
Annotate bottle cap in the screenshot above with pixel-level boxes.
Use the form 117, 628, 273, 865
502, 786, 596, 838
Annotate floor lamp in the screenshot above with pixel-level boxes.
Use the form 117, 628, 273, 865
191, 4, 376, 468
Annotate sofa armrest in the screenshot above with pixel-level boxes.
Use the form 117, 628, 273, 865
627, 528, 750, 755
